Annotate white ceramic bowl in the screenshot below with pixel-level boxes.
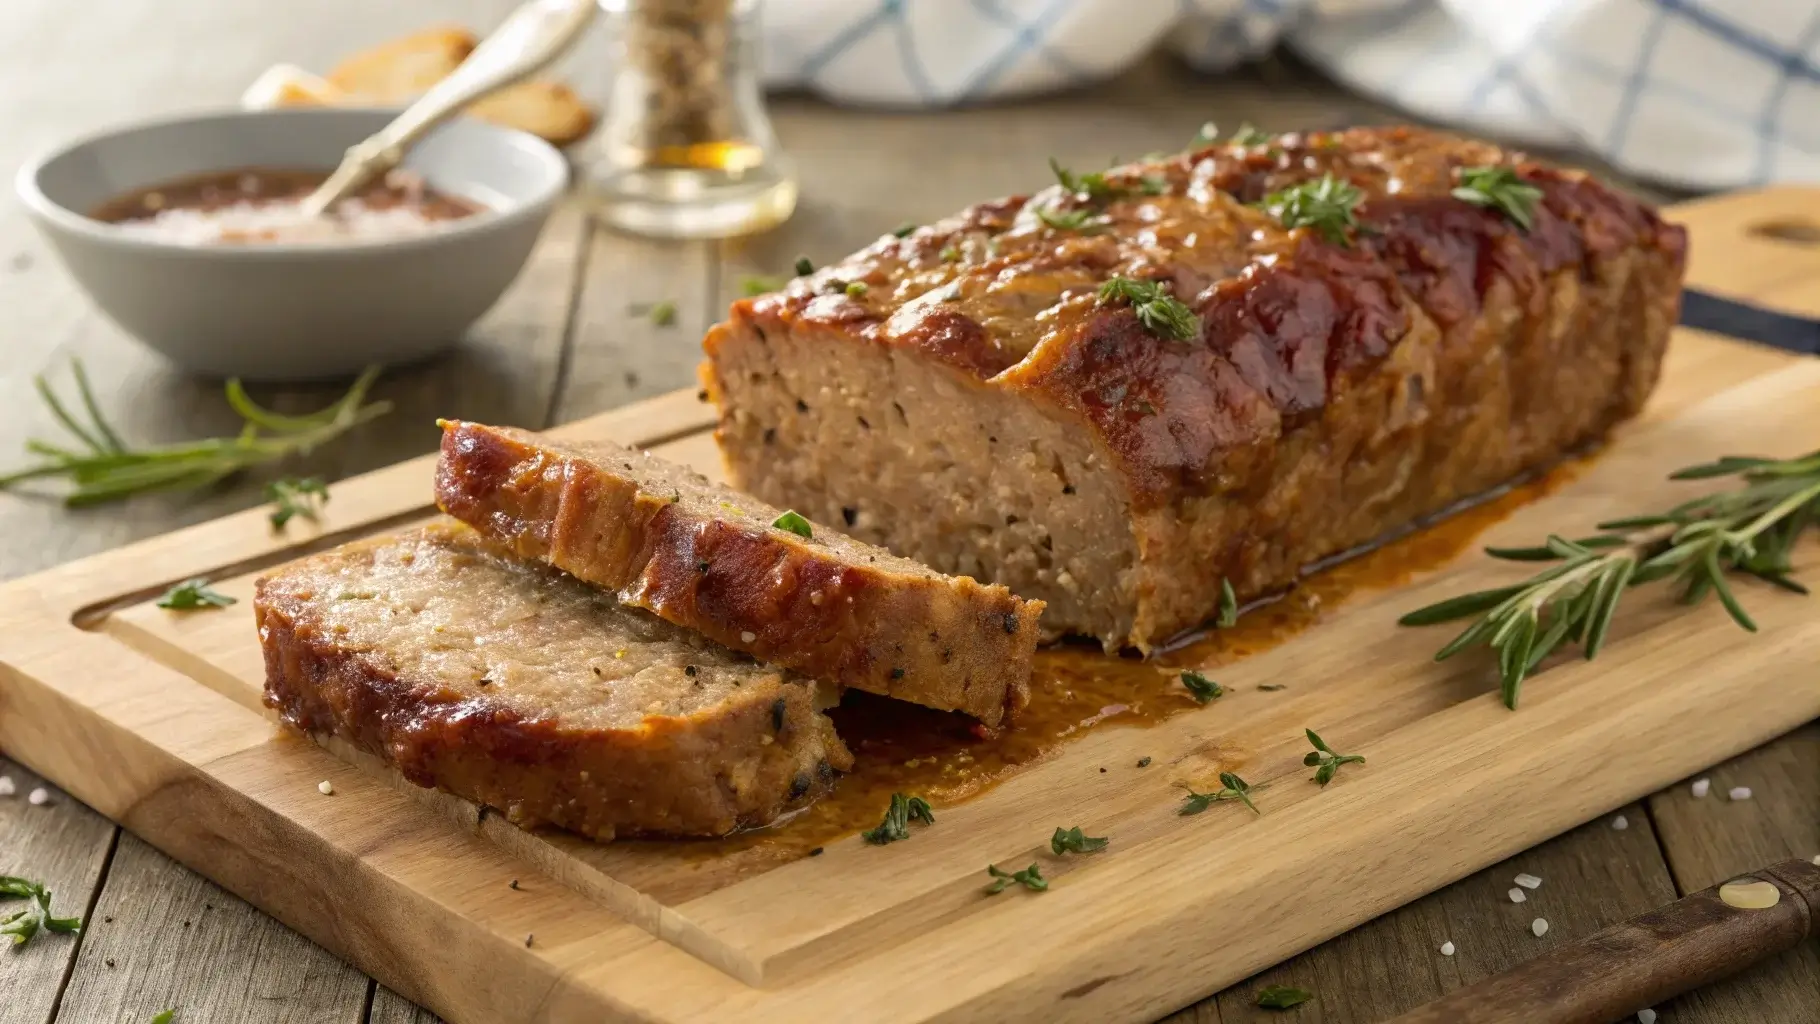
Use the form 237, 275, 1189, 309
17, 107, 569, 381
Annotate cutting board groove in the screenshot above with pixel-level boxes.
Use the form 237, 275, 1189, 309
1, 189, 1817, 1023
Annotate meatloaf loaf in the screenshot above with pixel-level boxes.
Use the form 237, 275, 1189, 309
701, 125, 1687, 650
434, 420, 1042, 726
256, 520, 851, 840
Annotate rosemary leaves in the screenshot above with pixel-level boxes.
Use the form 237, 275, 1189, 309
1452, 166, 1543, 230
1097, 277, 1200, 342
1401, 449, 1820, 707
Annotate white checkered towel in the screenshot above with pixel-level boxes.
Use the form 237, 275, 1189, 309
760, 0, 1820, 190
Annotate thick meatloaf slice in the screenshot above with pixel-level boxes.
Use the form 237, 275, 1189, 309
701, 125, 1687, 650
256, 520, 851, 840
434, 420, 1042, 726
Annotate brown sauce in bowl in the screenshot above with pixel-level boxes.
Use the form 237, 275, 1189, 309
91, 167, 484, 245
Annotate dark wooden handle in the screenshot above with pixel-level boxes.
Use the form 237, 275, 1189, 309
1391, 858, 1820, 1024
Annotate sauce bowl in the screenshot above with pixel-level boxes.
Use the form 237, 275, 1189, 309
16, 107, 568, 381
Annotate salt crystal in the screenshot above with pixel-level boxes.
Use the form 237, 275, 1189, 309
1514, 873, 1542, 889
1531, 917, 1549, 937
317, 780, 334, 795
740, 631, 757, 643
1508, 887, 1527, 903
1638, 1009, 1657, 1024
0, 776, 14, 797
1611, 814, 1629, 830
1439, 941, 1455, 956
1729, 786, 1752, 801
27, 787, 49, 806
1691, 778, 1711, 798
1812, 855, 1820, 866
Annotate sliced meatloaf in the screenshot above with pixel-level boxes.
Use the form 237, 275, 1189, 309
256, 520, 851, 840
701, 125, 1687, 651
434, 420, 1042, 726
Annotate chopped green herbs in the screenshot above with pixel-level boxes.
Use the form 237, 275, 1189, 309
152, 1013, 176, 1024
1216, 577, 1239, 628
1180, 772, 1259, 816
1452, 166, 1543, 230
1180, 669, 1223, 703
861, 793, 935, 844
984, 862, 1047, 894
1303, 728, 1366, 786
844, 281, 869, 297
156, 578, 236, 611
1260, 173, 1365, 246
740, 275, 785, 296
1, 876, 82, 948
1050, 826, 1109, 855
0, 361, 389, 507
939, 245, 961, 262
1036, 207, 1103, 233
891, 222, 917, 238
793, 256, 815, 276
1257, 985, 1314, 1010
771, 509, 814, 538
1048, 158, 1120, 203
646, 300, 677, 326
266, 476, 328, 530
1096, 277, 1200, 342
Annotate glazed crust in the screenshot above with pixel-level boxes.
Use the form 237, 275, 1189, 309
257, 522, 852, 841
702, 126, 1686, 648
434, 421, 1042, 725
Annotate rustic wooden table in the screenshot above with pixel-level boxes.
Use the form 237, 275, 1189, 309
1, 2, 1815, 1022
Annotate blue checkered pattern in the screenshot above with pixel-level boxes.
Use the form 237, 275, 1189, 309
759, 0, 1820, 188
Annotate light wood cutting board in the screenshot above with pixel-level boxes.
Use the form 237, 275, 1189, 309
1, 188, 1817, 1024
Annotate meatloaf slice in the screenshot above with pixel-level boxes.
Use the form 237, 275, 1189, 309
256, 520, 851, 841
434, 420, 1042, 726
701, 125, 1687, 651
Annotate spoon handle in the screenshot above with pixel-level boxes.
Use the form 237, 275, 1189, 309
303, 0, 595, 216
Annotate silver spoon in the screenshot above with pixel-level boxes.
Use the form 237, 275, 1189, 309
299, 0, 596, 218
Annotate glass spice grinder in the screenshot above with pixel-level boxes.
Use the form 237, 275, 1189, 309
582, 0, 797, 238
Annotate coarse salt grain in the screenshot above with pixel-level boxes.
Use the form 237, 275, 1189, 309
1514, 873, 1542, 889
317, 780, 334, 795
1612, 814, 1629, 830
1691, 778, 1711, 798
1531, 917, 1549, 937
1508, 887, 1527, 903
740, 631, 757, 643
1439, 941, 1455, 956
28, 787, 49, 806
0, 775, 14, 797
1729, 786, 1752, 801
1637, 1009, 1657, 1024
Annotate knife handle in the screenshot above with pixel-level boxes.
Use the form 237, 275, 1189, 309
1391, 858, 1820, 1024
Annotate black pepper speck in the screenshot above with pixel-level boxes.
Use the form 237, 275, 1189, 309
771, 697, 788, 731
1137, 757, 1152, 768
890, 667, 905, 680
1002, 612, 1019, 634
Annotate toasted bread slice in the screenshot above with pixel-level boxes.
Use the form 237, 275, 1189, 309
434, 420, 1044, 726
326, 25, 475, 102
468, 80, 596, 146
257, 520, 850, 841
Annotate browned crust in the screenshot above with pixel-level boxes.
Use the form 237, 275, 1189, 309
255, 533, 852, 841
433, 421, 1041, 725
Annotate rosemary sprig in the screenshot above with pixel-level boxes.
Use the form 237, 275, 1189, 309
1, 876, 82, 948
266, 477, 328, 529
1452, 166, 1543, 230
1180, 669, 1224, 703
1260, 174, 1364, 246
1050, 826, 1109, 854
861, 792, 935, 844
1302, 729, 1365, 786
984, 862, 1047, 894
1401, 449, 1820, 708
1097, 276, 1200, 342
1179, 772, 1259, 815
0, 362, 389, 507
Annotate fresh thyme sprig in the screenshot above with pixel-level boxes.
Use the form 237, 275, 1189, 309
1260, 174, 1364, 246
1097, 277, 1200, 342
1257, 985, 1314, 1010
1180, 669, 1224, 703
1179, 772, 1259, 815
1400, 449, 1820, 708
1302, 729, 1365, 786
0, 362, 389, 507
861, 792, 935, 844
1050, 826, 1109, 854
266, 477, 328, 529
984, 862, 1047, 894
156, 578, 236, 611
1, 876, 82, 948
1452, 166, 1543, 230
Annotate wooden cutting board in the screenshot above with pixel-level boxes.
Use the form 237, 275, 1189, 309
2, 188, 1817, 1024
